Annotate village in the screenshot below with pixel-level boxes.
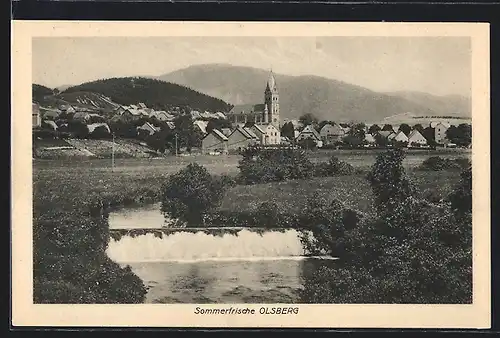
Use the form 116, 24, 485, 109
32, 72, 472, 158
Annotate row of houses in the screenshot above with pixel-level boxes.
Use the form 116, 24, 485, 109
293, 121, 458, 146
201, 123, 283, 154
295, 123, 430, 148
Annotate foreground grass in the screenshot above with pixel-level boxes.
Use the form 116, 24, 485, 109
220, 170, 461, 215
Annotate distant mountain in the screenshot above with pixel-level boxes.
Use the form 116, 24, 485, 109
62, 77, 232, 113
384, 91, 471, 118
159, 64, 471, 123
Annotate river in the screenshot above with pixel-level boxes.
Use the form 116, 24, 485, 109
106, 204, 336, 303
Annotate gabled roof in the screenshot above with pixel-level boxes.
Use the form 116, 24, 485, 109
408, 129, 426, 140
243, 127, 258, 139
193, 120, 209, 134
365, 133, 376, 143
251, 124, 265, 135
139, 122, 160, 132
378, 131, 393, 138
229, 104, 265, 114
87, 123, 111, 133
221, 128, 232, 136
229, 126, 253, 139
299, 125, 321, 140
165, 122, 176, 130
206, 128, 228, 141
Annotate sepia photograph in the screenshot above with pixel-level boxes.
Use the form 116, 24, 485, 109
11, 21, 490, 328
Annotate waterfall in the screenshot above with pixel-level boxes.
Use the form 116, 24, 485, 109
106, 229, 310, 263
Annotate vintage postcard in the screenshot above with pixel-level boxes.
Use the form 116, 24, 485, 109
11, 21, 490, 328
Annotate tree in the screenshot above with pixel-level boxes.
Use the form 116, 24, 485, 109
206, 118, 232, 134
422, 127, 436, 147
68, 120, 89, 139
343, 123, 365, 148
174, 114, 201, 152
413, 124, 424, 133
280, 121, 295, 141
161, 163, 229, 226
90, 125, 111, 139
368, 124, 381, 135
382, 124, 394, 132
299, 113, 319, 128
398, 123, 411, 136
366, 149, 414, 216
446, 124, 472, 147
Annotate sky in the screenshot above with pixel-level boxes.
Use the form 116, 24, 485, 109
32, 36, 471, 97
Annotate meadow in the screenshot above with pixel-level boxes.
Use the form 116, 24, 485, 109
32, 148, 471, 303
34, 149, 469, 215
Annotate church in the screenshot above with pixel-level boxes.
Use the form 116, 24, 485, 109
227, 71, 281, 145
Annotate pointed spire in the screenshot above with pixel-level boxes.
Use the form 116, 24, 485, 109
266, 69, 276, 91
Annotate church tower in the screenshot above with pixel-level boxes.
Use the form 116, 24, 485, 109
264, 71, 280, 127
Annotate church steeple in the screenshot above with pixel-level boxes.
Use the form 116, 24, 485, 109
264, 70, 280, 127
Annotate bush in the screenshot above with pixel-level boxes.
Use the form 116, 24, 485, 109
33, 208, 147, 303
366, 148, 414, 215
314, 156, 355, 177
419, 156, 469, 171
161, 163, 230, 226
237, 146, 314, 184
300, 148, 472, 304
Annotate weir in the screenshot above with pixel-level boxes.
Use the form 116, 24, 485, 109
106, 228, 321, 263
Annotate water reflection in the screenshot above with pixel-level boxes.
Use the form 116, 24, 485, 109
126, 258, 337, 304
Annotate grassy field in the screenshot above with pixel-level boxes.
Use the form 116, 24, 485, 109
33, 151, 465, 216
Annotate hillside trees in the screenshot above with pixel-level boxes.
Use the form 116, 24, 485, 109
63, 77, 232, 113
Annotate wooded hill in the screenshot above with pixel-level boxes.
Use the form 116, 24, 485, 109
61, 77, 233, 113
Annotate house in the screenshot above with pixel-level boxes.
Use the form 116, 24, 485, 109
165, 122, 176, 130
72, 111, 91, 122
227, 125, 257, 150
120, 108, 144, 122
221, 128, 233, 137
296, 125, 321, 144
87, 123, 111, 134
201, 111, 213, 119
137, 102, 147, 109
42, 120, 58, 131
249, 124, 265, 144
190, 110, 202, 120
364, 133, 376, 144
434, 122, 450, 144
151, 111, 174, 122
319, 123, 346, 145
260, 123, 281, 145
392, 130, 409, 143
32, 103, 41, 128
408, 129, 427, 147
243, 127, 259, 142
193, 120, 209, 135
215, 112, 227, 119
202, 129, 228, 154
137, 122, 160, 136
378, 130, 393, 139
40, 107, 61, 120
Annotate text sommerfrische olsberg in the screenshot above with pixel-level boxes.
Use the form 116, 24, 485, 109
194, 307, 299, 315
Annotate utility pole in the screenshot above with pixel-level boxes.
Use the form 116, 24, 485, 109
175, 133, 178, 156
111, 132, 115, 172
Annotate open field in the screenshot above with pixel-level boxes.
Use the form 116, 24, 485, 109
33, 152, 465, 216
34, 147, 470, 174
